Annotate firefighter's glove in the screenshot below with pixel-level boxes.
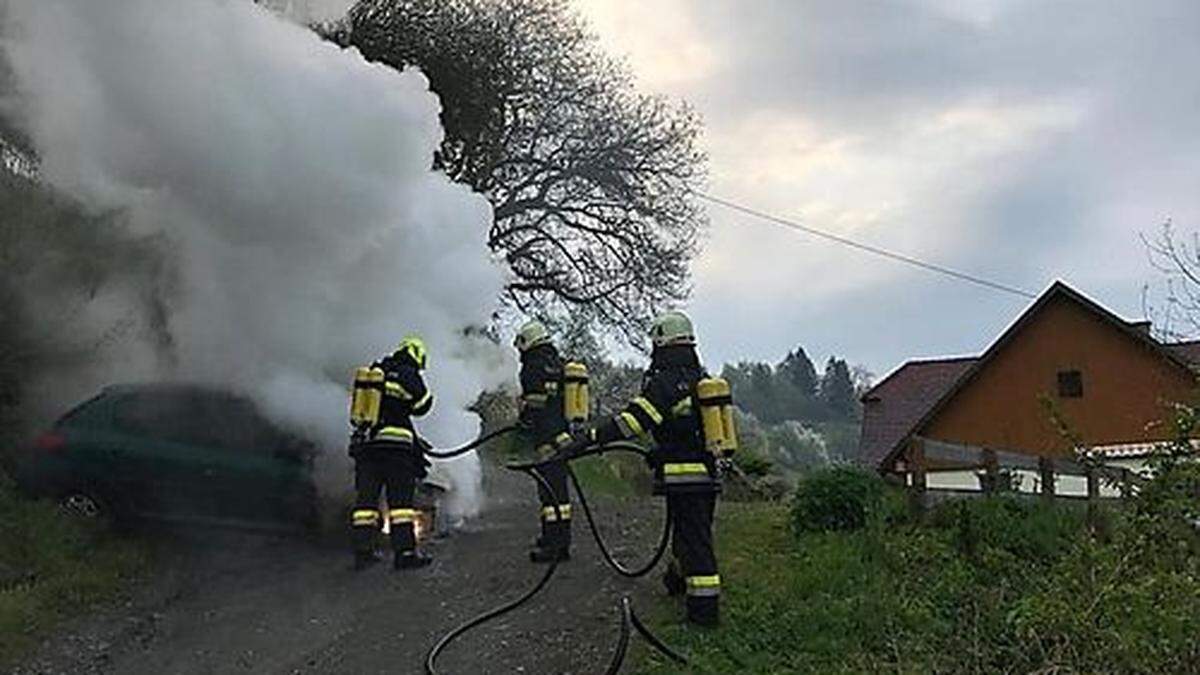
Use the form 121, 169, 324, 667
516, 409, 536, 432
348, 429, 367, 457
717, 457, 736, 475
551, 428, 596, 463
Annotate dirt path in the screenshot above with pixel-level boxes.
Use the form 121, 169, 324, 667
12, 460, 668, 675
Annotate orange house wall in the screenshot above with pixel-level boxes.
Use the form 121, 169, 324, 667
921, 296, 1197, 456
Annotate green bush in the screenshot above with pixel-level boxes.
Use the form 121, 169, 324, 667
929, 495, 1086, 565
732, 447, 773, 477
791, 465, 888, 533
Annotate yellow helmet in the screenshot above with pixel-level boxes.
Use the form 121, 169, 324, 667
513, 320, 552, 352
650, 310, 696, 348
397, 335, 428, 369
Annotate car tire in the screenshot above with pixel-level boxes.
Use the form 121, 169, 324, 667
57, 488, 113, 525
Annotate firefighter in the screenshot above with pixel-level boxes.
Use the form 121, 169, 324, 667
349, 335, 435, 571
556, 310, 723, 627
514, 320, 573, 563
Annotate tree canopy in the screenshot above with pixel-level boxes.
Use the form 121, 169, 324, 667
325, 0, 707, 342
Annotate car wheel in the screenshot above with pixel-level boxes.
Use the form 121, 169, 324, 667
58, 490, 109, 521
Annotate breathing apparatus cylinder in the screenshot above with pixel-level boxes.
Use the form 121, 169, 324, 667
697, 377, 738, 457
350, 366, 385, 427
563, 361, 590, 425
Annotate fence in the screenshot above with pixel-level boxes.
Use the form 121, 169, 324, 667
900, 436, 1148, 525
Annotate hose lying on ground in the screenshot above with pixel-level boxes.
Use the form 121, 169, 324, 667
424, 464, 563, 675
423, 440, 687, 675
564, 442, 672, 578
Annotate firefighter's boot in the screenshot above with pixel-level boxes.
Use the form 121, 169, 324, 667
686, 598, 719, 628
529, 546, 570, 563
395, 550, 433, 570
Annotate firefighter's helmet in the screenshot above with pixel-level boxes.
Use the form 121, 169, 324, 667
397, 335, 428, 369
650, 310, 695, 348
514, 320, 552, 353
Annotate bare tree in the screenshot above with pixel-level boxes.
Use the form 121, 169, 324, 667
1142, 220, 1200, 341
325, 0, 707, 343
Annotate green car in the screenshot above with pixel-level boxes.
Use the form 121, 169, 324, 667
15, 383, 319, 531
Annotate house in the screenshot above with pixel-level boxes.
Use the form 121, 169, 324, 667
859, 281, 1199, 491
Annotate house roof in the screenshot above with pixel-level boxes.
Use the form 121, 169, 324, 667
1164, 340, 1200, 366
857, 357, 977, 469
862, 281, 1200, 472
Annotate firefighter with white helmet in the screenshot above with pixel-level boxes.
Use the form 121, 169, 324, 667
513, 320, 576, 563
555, 310, 727, 627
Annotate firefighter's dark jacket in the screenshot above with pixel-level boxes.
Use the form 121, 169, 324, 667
364, 350, 433, 457
593, 345, 716, 493
518, 343, 567, 451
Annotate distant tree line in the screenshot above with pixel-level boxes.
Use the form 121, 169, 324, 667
722, 347, 868, 427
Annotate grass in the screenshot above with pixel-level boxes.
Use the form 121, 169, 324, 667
634, 491, 1200, 674
487, 427, 650, 499
570, 452, 649, 498
0, 475, 149, 666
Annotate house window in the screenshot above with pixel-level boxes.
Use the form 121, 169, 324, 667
1057, 370, 1083, 398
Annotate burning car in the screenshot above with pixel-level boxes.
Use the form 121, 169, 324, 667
14, 383, 321, 530
15, 383, 454, 542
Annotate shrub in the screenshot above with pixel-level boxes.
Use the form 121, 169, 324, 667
929, 495, 1086, 566
791, 465, 887, 533
733, 447, 773, 477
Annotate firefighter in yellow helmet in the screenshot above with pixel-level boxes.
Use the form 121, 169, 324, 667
348, 335, 434, 571
513, 320, 573, 563
556, 311, 723, 626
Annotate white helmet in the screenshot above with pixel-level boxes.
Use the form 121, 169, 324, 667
513, 320, 552, 352
650, 310, 696, 348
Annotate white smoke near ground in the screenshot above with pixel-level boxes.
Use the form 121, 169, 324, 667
258, 0, 355, 25
2, 0, 513, 521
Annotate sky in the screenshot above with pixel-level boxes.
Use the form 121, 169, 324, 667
574, 0, 1200, 379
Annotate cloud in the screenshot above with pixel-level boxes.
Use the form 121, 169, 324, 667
578, 0, 1200, 372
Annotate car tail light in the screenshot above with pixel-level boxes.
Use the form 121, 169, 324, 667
34, 432, 66, 454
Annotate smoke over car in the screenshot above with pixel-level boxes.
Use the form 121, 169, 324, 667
2, 0, 514, 523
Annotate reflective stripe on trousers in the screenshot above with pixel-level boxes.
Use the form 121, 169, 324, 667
541, 504, 572, 522
390, 508, 417, 524
686, 574, 721, 597
662, 462, 713, 486
352, 509, 379, 526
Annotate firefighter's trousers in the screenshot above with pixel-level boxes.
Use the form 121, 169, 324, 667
667, 490, 719, 626
535, 458, 572, 551
351, 447, 420, 555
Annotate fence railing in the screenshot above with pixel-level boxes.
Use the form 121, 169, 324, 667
901, 436, 1148, 525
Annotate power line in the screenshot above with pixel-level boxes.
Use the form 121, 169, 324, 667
696, 191, 1038, 300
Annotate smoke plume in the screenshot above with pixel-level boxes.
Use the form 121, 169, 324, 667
2, 0, 512, 520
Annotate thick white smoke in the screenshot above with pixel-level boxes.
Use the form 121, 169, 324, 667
259, 0, 356, 24
3, 0, 512, 520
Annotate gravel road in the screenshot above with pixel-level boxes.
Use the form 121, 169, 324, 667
11, 460, 671, 675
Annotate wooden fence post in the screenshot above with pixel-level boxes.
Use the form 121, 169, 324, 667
907, 437, 927, 518
1038, 456, 1055, 503
981, 448, 999, 494
1086, 466, 1101, 531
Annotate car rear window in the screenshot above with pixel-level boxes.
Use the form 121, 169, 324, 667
55, 393, 109, 428
112, 389, 287, 454
113, 391, 219, 447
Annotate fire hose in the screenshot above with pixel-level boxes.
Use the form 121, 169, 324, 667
423, 440, 688, 675
419, 425, 518, 459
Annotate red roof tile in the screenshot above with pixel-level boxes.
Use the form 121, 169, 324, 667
857, 357, 976, 470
